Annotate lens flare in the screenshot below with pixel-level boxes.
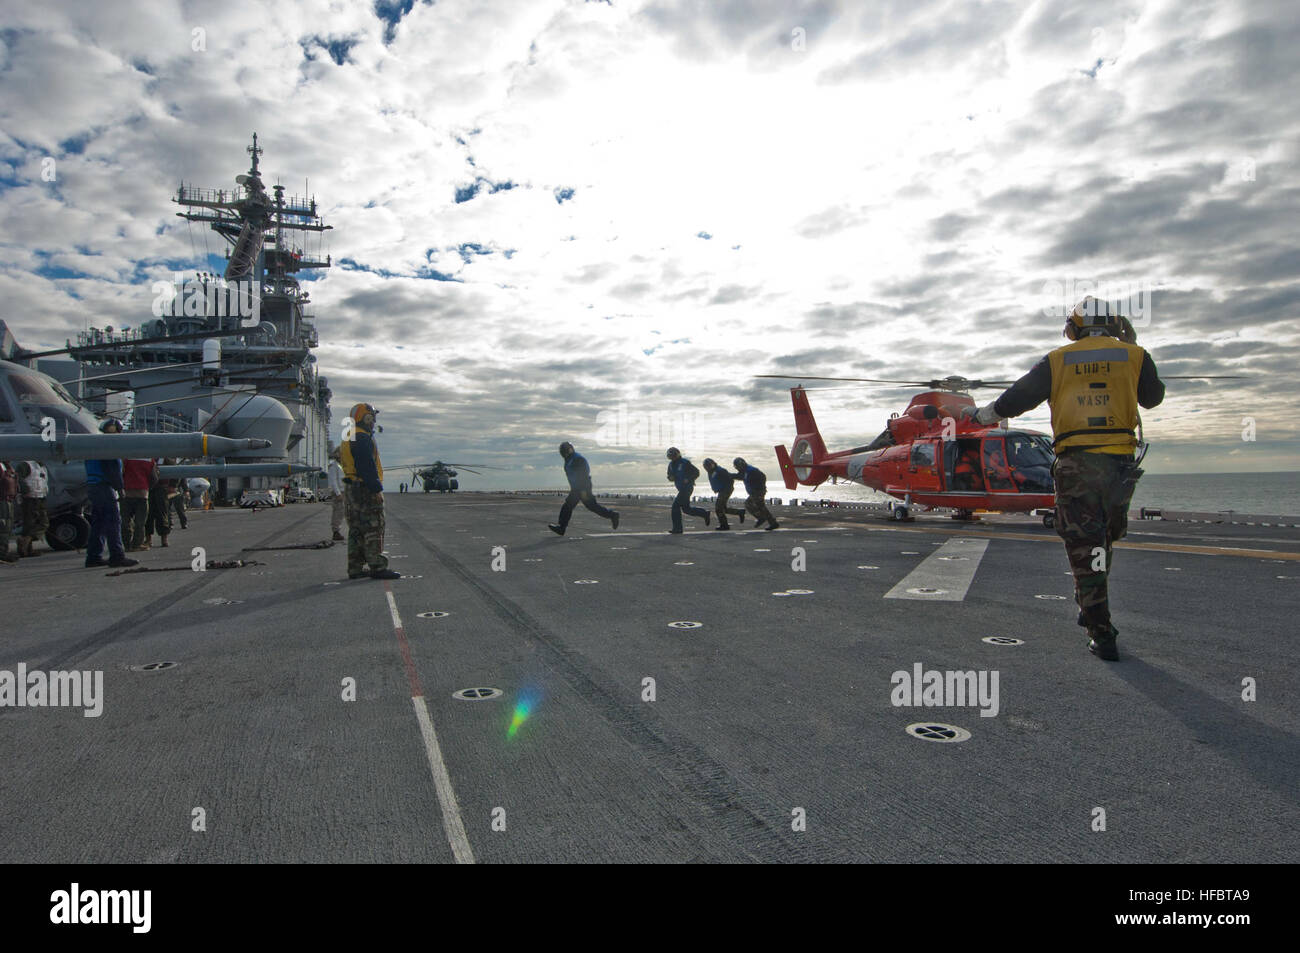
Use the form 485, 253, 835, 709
507, 691, 538, 739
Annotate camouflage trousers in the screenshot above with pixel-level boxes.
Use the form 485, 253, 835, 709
331, 494, 345, 534
0, 500, 13, 558
20, 497, 50, 539
1052, 451, 1142, 633
345, 483, 389, 575
714, 487, 747, 528
743, 489, 776, 526
146, 487, 172, 539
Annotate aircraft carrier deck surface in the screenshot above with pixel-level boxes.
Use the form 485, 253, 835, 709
2, 493, 1296, 864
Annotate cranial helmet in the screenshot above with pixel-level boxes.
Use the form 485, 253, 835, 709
666, 447, 680, 459
559, 441, 574, 456
350, 403, 378, 424
702, 458, 716, 470
1067, 296, 1121, 338
733, 457, 747, 470
99, 418, 122, 433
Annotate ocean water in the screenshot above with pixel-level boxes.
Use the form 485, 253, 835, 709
578, 471, 1300, 516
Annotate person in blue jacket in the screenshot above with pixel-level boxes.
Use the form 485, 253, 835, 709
550, 442, 619, 536
733, 457, 779, 531
701, 458, 746, 530
84, 418, 138, 568
665, 447, 711, 534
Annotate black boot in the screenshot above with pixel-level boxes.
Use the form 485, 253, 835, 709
548, 523, 565, 536
1087, 625, 1119, 661
370, 569, 401, 580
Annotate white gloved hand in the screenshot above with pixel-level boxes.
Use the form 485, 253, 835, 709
973, 402, 1001, 426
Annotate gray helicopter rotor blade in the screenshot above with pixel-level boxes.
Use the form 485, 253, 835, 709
0, 433, 271, 463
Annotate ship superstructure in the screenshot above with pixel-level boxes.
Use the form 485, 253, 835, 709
64, 135, 333, 495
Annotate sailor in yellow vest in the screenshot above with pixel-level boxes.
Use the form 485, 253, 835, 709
965, 298, 1165, 660
339, 403, 400, 580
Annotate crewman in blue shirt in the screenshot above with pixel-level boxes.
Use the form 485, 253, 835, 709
84, 418, 138, 568
665, 447, 711, 534
701, 458, 746, 530
733, 457, 779, 531
550, 442, 619, 536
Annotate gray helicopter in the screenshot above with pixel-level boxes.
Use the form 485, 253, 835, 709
0, 352, 316, 549
390, 461, 505, 493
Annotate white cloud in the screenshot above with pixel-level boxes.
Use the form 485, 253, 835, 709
1, 0, 1296, 484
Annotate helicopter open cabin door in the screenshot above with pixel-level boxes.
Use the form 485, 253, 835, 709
982, 436, 1017, 494
944, 437, 985, 493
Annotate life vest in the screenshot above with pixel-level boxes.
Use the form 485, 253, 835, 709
340, 426, 383, 483
20, 462, 49, 497
1047, 334, 1144, 454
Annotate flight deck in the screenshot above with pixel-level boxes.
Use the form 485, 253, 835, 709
1, 494, 1296, 863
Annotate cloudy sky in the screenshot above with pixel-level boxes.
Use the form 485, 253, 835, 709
1, 0, 1297, 490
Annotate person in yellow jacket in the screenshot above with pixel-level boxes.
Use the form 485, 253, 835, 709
966, 298, 1165, 660
339, 403, 400, 580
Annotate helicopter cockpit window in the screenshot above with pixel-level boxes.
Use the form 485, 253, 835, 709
9, 373, 79, 408
1006, 435, 1053, 468
910, 442, 936, 467
1005, 433, 1054, 493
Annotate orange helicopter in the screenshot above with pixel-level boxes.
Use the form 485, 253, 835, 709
765, 375, 1060, 525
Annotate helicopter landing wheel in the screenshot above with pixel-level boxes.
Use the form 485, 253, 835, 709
951, 509, 976, 521
891, 505, 910, 522
47, 513, 91, 551
1041, 512, 1056, 529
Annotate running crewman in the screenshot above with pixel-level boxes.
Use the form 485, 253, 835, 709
665, 447, 710, 534
702, 458, 746, 530
733, 457, 779, 531
549, 442, 619, 536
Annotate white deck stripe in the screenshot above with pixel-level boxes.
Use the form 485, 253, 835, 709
385, 588, 404, 631
884, 537, 990, 601
411, 696, 476, 864
384, 589, 476, 864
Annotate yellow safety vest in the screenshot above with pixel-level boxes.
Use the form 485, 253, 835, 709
339, 427, 384, 483
1047, 335, 1144, 454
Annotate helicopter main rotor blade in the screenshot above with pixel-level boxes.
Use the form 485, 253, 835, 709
755, 374, 1015, 389
755, 375, 935, 385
